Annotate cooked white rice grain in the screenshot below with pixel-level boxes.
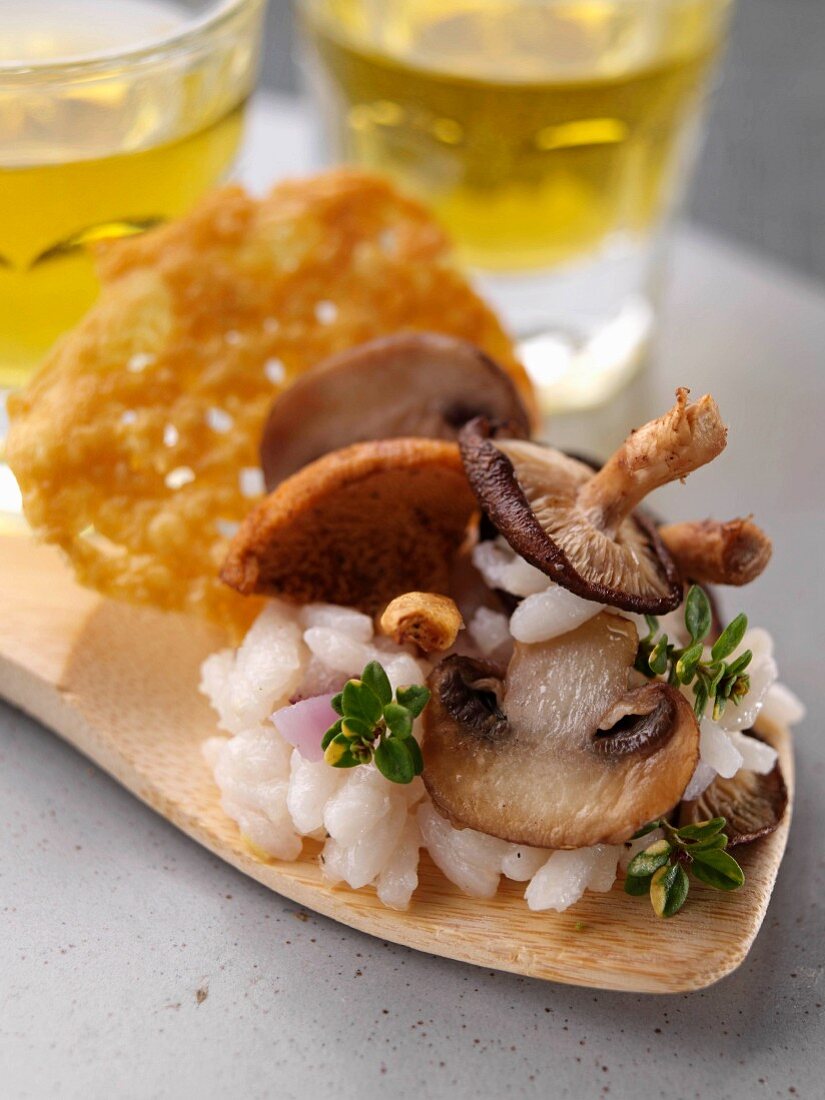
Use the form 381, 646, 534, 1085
299, 603, 374, 643
212, 731, 301, 861
717, 628, 777, 731
698, 719, 744, 778
303, 626, 374, 676
760, 681, 806, 727
510, 585, 603, 644
500, 845, 551, 882
726, 730, 778, 774
376, 817, 422, 910
682, 760, 718, 802
323, 766, 394, 847
417, 801, 509, 898
287, 750, 345, 835
467, 607, 512, 658
471, 538, 548, 598
322, 795, 407, 890
525, 845, 620, 912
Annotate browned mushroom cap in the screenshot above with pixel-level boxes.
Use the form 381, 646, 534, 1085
421, 613, 699, 849
221, 439, 478, 614
659, 517, 772, 587
679, 735, 788, 846
260, 333, 533, 489
459, 389, 727, 613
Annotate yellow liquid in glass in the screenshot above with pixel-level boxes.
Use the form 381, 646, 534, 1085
303, 0, 729, 272
0, 0, 252, 388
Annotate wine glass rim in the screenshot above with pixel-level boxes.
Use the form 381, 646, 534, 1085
0, 0, 261, 78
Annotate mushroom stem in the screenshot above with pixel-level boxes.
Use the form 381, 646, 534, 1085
577, 390, 728, 537
659, 517, 772, 586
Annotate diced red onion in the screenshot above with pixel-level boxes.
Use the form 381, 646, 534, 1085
272, 694, 338, 762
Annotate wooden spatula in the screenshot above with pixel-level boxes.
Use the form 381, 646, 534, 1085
0, 534, 792, 992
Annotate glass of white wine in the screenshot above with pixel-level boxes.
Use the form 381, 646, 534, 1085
300, 0, 733, 412
0, 0, 266, 520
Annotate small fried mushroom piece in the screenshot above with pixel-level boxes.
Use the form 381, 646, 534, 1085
260, 333, 534, 489
459, 389, 728, 614
679, 733, 788, 846
659, 517, 772, 587
422, 613, 700, 849
379, 592, 464, 654
221, 439, 477, 614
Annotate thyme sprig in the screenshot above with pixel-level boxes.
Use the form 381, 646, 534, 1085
624, 817, 745, 917
635, 585, 752, 721
322, 660, 429, 784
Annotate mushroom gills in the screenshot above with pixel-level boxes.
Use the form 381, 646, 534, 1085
679, 732, 787, 845
458, 390, 727, 614
422, 613, 700, 849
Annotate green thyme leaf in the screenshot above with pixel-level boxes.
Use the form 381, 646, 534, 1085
643, 614, 659, 640
685, 585, 712, 644
330, 692, 344, 717
324, 732, 361, 769
341, 716, 375, 742
710, 612, 748, 662
383, 702, 413, 739
690, 833, 728, 852
406, 736, 424, 776
650, 862, 690, 918
626, 839, 673, 878
374, 737, 415, 784
342, 679, 383, 726
362, 660, 392, 706
649, 636, 670, 676
396, 684, 431, 717
624, 873, 652, 896
675, 642, 704, 684
631, 821, 661, 840
321, 718, 343, 750
676, 817, 726, 841
690, 848, 745, 891
693, 680, 709, 719
725, 649, 752, 679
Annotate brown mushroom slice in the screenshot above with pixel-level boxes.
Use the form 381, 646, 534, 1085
422, 613, 699, 849
221, 439, 478, 614
659, 517, 772, 587
260, 333, 533, 489
679, 740, 788, 846
379, 592, 464, 654
459, 389, 727, 614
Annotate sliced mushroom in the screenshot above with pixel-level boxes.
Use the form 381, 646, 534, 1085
422, 613, 699, 849
659, 517, 772, 587
459, 389, 727, 613
260, 333, 533, 489
679, 734, 787, 845
221, 439, 478, 614
379, 592, 464, 654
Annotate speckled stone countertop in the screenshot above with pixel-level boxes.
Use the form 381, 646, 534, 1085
2, 98, 824, 1100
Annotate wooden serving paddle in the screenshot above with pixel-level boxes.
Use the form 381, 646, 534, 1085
0, 534, 793, 993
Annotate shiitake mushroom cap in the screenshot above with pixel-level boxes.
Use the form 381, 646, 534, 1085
459, 418, 682, 614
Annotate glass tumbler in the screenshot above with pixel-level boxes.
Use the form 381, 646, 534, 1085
300, 0, 733, 412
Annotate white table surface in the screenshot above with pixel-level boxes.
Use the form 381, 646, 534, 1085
3, 96, 824, 1100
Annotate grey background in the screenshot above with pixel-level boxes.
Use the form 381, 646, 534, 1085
262, 0, 825, 282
